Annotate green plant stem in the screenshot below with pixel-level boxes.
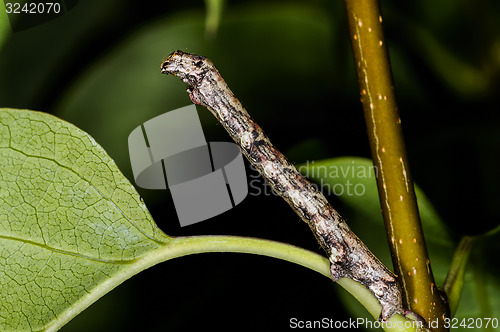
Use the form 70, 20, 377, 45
443, 236, 474, 316
343, 0, 448, 328
46, 235, 418, 332
204, 0, 225, 39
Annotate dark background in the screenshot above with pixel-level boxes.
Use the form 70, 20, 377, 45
0, 0, 499, 331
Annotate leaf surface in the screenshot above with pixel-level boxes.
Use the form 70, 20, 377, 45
0, 108, 170, 331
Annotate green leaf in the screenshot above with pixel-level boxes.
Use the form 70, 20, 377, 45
0, 108, 170, 331
204, 0, 225, 39
410, 22, 489, 98
300, 156, 499, 330
0, 0, 10, 50
450, 231, 500, 332
443, 236, 475, 316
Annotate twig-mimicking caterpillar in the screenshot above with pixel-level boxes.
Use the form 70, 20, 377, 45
161, 50, 404, 320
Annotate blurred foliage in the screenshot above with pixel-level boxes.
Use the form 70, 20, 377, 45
204, 0, 225, 38
0, 1, 9, 49
302, 157, 500, 331
0, 0, 499, 331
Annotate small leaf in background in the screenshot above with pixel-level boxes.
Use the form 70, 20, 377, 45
0, 108, 170, 331
410, 22, 489, 98
204, 0, 225, 39
300, 156, 499, 331
0, 0, 10, 50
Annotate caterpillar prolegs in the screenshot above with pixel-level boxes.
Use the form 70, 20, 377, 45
161, 50, 404, 321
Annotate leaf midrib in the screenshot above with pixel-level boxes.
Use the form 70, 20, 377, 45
0, 233, 145, 264
1, 145, 167, 245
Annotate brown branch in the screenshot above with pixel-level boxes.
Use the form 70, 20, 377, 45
161, 50, 406, 321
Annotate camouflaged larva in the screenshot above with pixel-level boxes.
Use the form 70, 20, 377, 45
161, 50, 404, 321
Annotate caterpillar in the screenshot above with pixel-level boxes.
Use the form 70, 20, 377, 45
161, 50, 404, 320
